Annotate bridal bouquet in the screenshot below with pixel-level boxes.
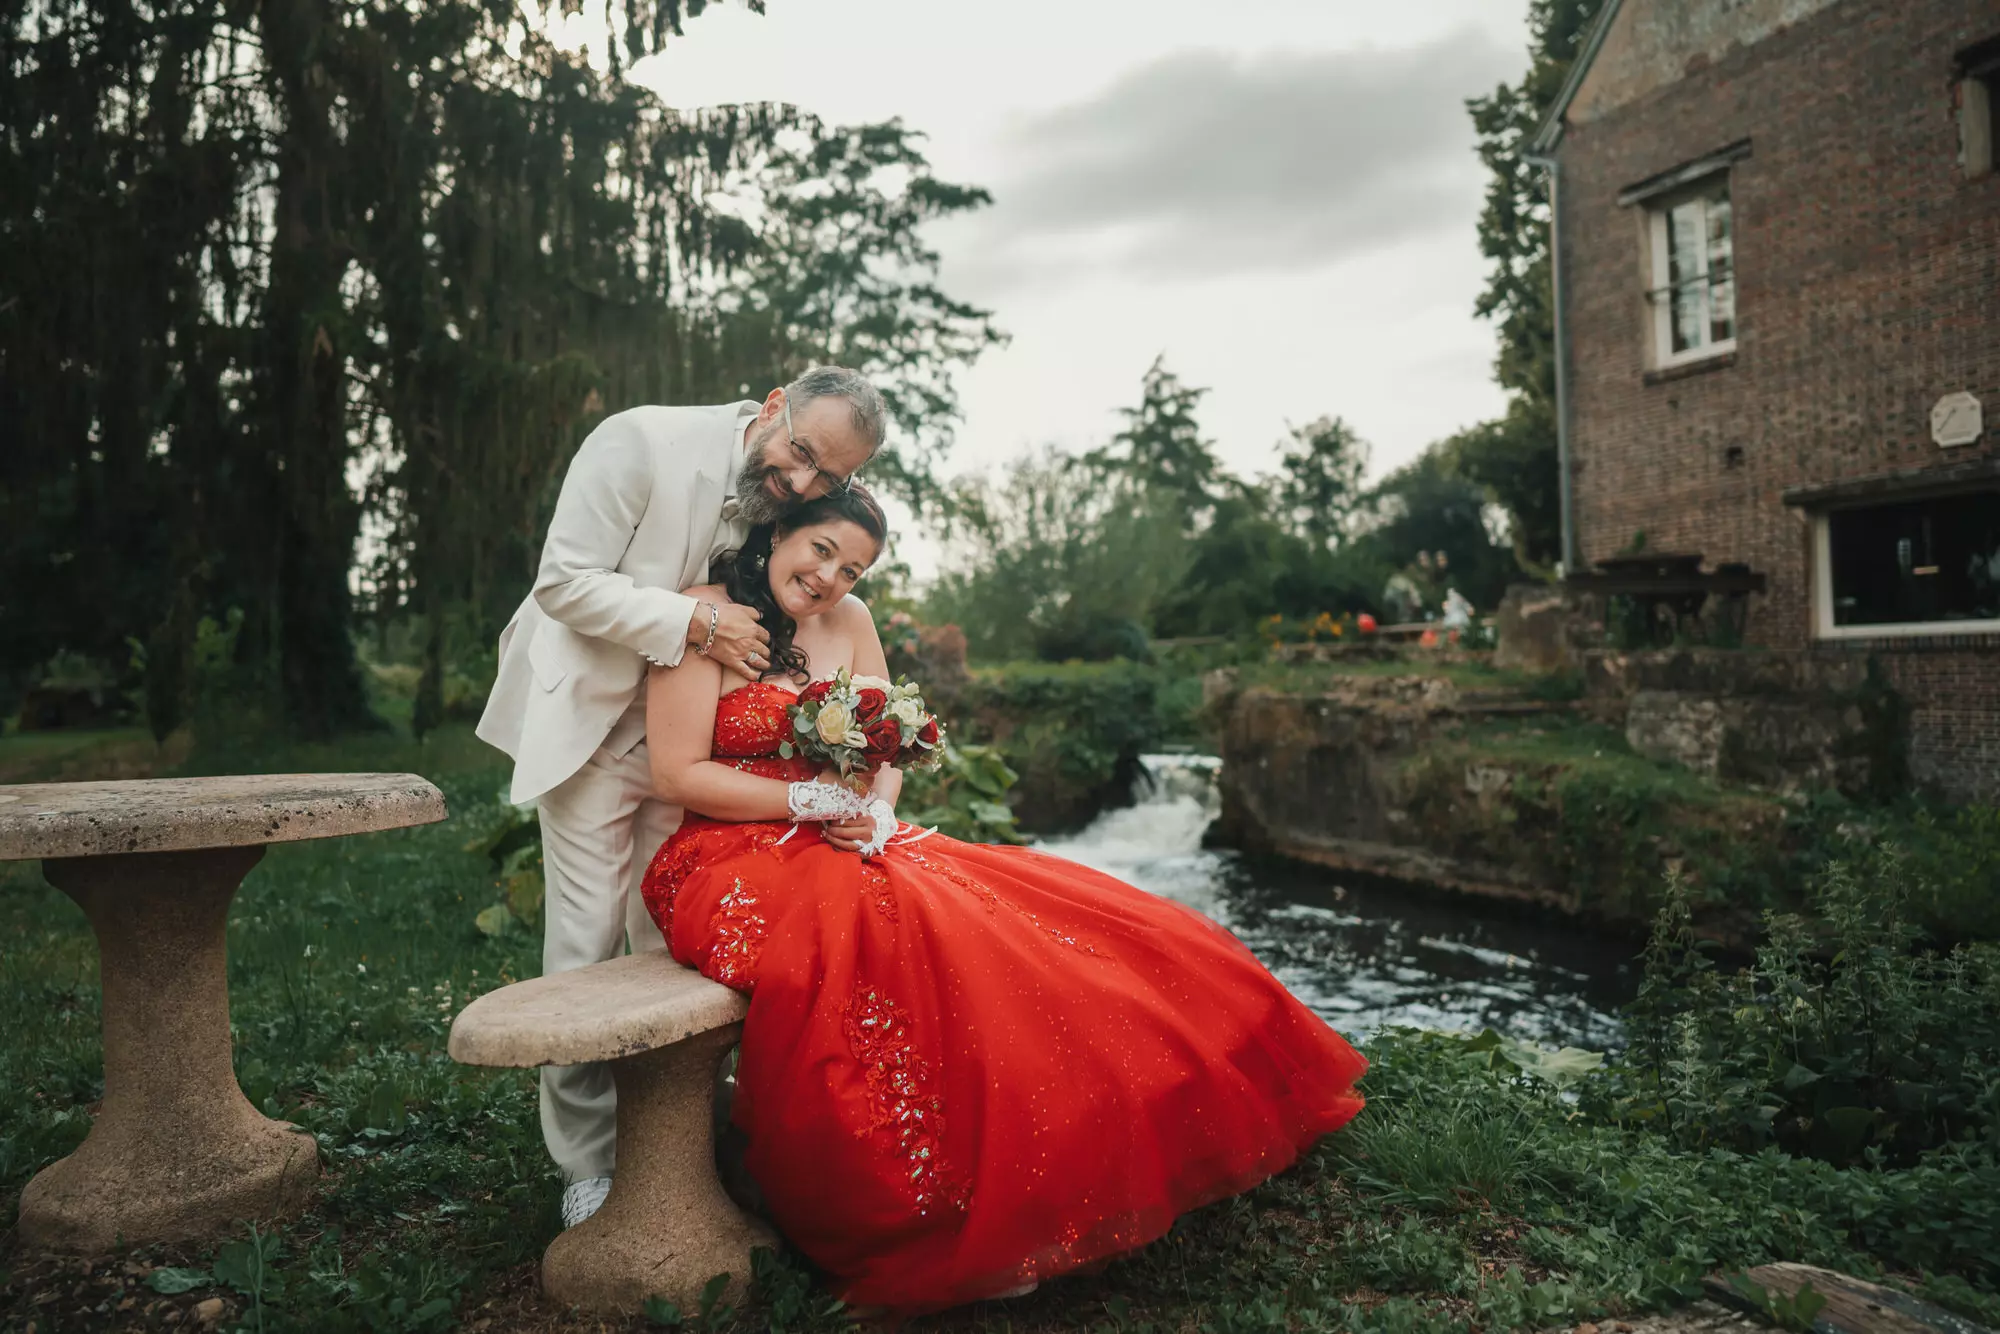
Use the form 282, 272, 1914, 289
783, 668, 945, 779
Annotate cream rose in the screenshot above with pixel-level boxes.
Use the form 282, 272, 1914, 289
815, 701, 866, 748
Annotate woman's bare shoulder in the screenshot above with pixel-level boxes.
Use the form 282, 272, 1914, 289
833, 593, 874, 629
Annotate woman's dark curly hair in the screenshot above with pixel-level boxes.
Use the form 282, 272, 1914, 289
712, 484, 889, 682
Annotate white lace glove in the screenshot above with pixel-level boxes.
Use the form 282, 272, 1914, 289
785, 780, 875, 824
854, 798, 899, 859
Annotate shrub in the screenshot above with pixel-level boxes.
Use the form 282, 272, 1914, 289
1611, 849, 2000, 1165
954, 661, 1178, 833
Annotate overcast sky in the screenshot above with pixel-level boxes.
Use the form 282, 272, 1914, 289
617, 0, 1534, 568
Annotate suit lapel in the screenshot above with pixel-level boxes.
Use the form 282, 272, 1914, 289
682, 468, 726, 587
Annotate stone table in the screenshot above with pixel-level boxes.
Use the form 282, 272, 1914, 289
0, 773, 447, 1252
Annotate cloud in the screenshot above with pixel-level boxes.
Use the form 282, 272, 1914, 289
941, 29, 1520, 291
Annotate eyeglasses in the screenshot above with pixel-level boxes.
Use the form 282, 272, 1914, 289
782, 394, 855, 497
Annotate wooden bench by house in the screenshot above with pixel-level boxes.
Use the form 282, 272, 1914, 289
447, 952, 776, 1314
1562, 551, 1768, 646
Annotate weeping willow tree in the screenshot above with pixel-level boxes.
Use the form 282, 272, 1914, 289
1, 0, 1000, 739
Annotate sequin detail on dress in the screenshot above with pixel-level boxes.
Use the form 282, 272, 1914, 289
845, 984, 969, 1218
713, 682, 796, 756
644, 835, 705, 931
702, 878, 768, 987
861, 862, 898, 922
901, 848, 1103, 957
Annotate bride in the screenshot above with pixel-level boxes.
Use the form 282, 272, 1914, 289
640, 483, 1366, 1314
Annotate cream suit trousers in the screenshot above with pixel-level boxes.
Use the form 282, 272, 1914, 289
536, 737, 677, 1183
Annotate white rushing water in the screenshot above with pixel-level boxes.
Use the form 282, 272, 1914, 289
1033, 754, 1628, 1049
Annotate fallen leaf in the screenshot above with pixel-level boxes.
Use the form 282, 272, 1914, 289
193, 1296, 226, 1326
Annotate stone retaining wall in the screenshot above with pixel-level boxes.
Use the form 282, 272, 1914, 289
1583, 648, 1907, 800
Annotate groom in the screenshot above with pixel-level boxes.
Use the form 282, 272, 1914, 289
476, 366, 886, 1226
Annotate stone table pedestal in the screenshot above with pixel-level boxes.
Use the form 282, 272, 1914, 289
0, 773, 447, 1252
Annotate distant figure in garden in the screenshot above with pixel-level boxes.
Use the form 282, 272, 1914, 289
634, 483, 1366, 1314
475, 367, 886, 1226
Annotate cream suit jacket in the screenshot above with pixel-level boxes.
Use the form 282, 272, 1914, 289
477, 401, 758, 804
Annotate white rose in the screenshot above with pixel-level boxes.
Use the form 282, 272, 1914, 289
888, 697, 926, 730
851, 674, 893, 694
816, 701, 859, 746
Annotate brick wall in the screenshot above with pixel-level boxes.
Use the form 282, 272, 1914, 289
1556, 0, 2000, 802
1863, 640, 2000, 803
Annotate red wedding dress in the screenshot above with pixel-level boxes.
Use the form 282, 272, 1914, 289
640, 683, 1366, 1312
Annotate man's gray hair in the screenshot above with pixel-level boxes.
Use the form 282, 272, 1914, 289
786, 365, 888, 455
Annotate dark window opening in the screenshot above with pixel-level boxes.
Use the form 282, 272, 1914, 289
1826, 490, 2000, 629
1960, 36, 2000, 178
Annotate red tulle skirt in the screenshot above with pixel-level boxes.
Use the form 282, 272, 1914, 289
641, 815, 1366, 1312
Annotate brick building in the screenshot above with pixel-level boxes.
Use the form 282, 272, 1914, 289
1535, 0, 2000, 802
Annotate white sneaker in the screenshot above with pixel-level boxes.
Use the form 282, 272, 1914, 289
560, 1176, 612, 1228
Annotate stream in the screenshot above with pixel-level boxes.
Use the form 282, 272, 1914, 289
1034, 755, 1635, 1051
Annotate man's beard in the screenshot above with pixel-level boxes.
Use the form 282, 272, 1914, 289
733, 440, 794, 527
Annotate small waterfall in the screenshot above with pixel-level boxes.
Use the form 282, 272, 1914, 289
1033, 753, 1226, 912
1031, 751, 1630, 1049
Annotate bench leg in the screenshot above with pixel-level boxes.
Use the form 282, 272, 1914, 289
19, 848, 319, 1252
542, 1022, 779, 1314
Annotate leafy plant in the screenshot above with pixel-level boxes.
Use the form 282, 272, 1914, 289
1721, 1272, 1829, 1333
644, 1273, 738, 1330
896, 742, 1024, 844
213, 1224, 285, 1333
1453, 1028, 1606, 1090
1615, 850, 2000, 1164
462, 790, 545, 936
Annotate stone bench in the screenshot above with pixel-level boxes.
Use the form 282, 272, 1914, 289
447, 951, 777, 1314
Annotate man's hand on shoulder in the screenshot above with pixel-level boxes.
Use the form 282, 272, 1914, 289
682, 587, 771, 683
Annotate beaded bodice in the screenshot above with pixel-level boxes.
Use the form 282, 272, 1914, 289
713, 682, 818, 782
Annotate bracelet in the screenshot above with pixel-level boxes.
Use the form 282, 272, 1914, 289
694, 600, 720, 657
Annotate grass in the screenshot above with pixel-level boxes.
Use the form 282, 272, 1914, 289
3, 724, 1998, 1332
1437, 713, 1766, 814
0, 725, 189, 785
1229, 654, 1569, 698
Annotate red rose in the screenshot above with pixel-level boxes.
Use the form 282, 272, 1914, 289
916, 717, 940, 749
800, 679, 834, 704
1357, 613, 1377, 634
861, 716, 902, 766
855, 687, 888, 723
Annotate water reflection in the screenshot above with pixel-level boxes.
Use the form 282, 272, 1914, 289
1034, 756, 1634, 1050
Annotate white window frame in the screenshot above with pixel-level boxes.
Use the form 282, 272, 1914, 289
1811, 507, 2000, 641
1647, 178, 1737, 370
